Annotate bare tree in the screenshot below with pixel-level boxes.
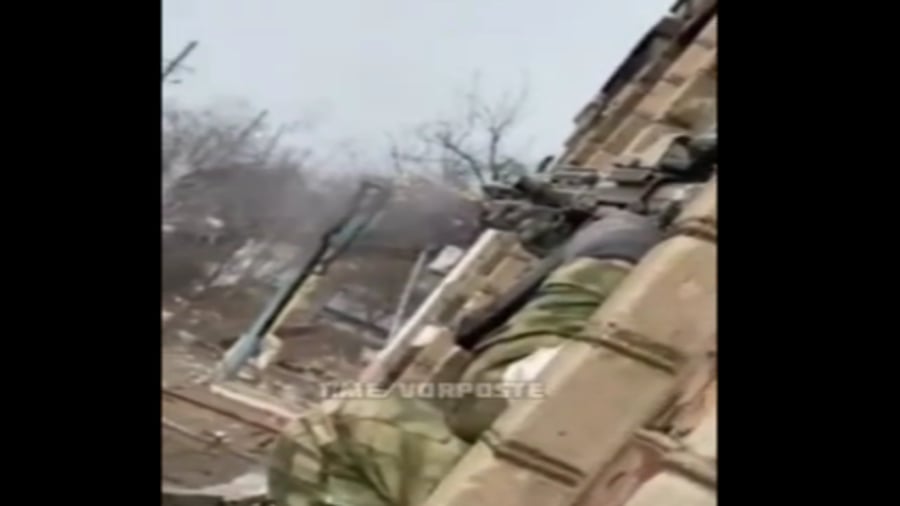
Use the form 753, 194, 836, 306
162, 102, 324, 298
388, 76, 531, 192
162, 92, 485, 346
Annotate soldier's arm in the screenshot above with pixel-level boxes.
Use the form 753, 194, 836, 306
446, 211, 662, 441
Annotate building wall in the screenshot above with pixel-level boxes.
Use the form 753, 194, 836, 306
569, 3, 718, 505
558, 0, 717, 171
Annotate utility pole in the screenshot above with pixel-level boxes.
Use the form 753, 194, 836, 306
162, 41, 198, 83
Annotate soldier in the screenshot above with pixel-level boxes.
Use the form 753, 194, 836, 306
268, 210, 663, 506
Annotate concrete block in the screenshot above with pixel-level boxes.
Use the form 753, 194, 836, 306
421, 210, 717, 506
603, 113, 655, 155
574, 434, 667, 506
599, 22, 715, 156
481, 255, 538, 297
584, 235, 717, 370
658, 71, 716, 129
587, 83, 653, 147
585, 149, 616, 170
631, 79, 684, 125
653, 358, 716, 438
426, 340, 685, 505
423, 441, 580, 506
455, 291, 494, 326
620, 124, 689, 164
694, 15, 717, 49
396, 326, 471, 384
622, 470, 716, 506
682, 404, 717, 460
663, 20, 717, 81
665, 93, 716, 131
490, 342, 679, 488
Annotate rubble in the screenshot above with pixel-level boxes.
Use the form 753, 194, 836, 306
162, 472, 269, 506
162, 2, 716, 504
178, 330, 200, 344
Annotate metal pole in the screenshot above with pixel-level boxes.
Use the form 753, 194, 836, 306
387, 248, 430, 341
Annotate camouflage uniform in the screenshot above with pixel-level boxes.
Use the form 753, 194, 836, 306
268, 212, 659, 506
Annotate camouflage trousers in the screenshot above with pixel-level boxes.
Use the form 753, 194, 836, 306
268, 392, 470, 506
268, 258, 631, 506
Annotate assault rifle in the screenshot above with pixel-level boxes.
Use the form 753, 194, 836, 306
456, 130, 716, 349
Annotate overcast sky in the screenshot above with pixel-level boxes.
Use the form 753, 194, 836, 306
163, 0, 673, 166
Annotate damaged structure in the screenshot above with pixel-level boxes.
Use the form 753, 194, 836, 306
162, 0, 716, 504
360, 1, 717, 505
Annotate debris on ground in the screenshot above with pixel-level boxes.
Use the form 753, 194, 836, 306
162, 471, 269, 506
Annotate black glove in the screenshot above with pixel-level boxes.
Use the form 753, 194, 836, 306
563, 209, 663, 263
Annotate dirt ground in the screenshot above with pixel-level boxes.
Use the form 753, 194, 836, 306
162, 344, 267, 487
162, 315, 367, 490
